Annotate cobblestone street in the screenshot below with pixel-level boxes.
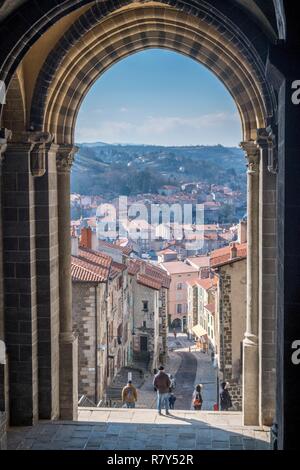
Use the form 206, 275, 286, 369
137, 333, 217, 411
7, 334, 271, 450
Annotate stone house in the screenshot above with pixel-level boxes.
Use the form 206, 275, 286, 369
128, 260, 171, 371
210, 242, 247, 411
187, 277, 217, 350
160, 261, 199, 331
71, 238, 131, 404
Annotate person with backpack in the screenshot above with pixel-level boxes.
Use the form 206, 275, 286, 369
220, 381, 232, 411
193, 384, 203, 410
122, 380, 138, 408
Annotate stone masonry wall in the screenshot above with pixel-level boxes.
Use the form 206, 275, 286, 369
72, 283, 97, 402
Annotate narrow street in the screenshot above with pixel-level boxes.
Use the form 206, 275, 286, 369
137, 333, 217, 410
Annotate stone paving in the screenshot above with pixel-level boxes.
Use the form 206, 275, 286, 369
7, 408, 271, 450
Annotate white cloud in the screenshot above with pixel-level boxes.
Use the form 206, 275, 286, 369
76, 112, 241, 146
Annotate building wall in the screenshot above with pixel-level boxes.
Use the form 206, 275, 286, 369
167, 271, 199, 322
159, 288, 169, 364
132, 278, 160, 371
72, 282, 107, 402
107, 271, 130, 380
217, 259, 246, 411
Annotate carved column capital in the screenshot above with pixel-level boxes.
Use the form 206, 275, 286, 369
24, 131, 54, 177
0, 128, 12, 161
256, 127, 278, 174
56, 145, 78, 174
240, 140, 260, 175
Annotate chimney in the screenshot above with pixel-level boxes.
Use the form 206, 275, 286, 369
81, 227, 92, 249
230, 242, 238, 260
238, 220, 247, 244
71, 235, 79, 257
92, 230, 98, 251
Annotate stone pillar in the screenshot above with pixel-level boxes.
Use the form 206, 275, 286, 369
32, 134, 60, 420
240, 140, 260, 426
266, 34, 300, 448
56, 145, 78, 420
2, 140, 39, 426
257, 128, 277, 427
0, 129, 11, 449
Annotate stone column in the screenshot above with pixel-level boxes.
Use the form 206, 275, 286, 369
257, 128, 277, 427
240, 140, 260, 426
32, 135, 61, 420
0, 129, 11, 449
2, 139, 39, 426
56, 145, 78, 420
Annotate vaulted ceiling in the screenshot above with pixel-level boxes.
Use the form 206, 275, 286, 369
0, 0, 280, 40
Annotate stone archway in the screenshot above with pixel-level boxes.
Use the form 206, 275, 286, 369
0, 0, 278, 434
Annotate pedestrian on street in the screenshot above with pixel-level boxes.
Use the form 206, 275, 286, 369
153, 366, 171, 415
122, 380, 137, 409
173, 329, 177, 339
169, 392, 177, 410
169, 374, 176, 392
220, 382, 232, 411
193, 384, 203, 410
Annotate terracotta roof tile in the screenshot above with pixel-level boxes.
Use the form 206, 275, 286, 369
98, 239, 133, 256
204, 303, 215, 315
137, 273, 162, 291
210, 243, 247, 267
71, 256, 109, 283
78, 246, 112, 269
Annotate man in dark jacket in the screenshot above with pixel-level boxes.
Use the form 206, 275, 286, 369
153, 366, 171, 415
220, 381, 232, 411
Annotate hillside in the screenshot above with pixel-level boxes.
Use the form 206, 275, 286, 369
71, 143, 246, 197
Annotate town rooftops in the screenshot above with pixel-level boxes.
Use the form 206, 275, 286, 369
160, 261, 199, 275
196, 277, 218, 290
186, 256, 210, 269
128, 259, 171, 289
71, 255, 111, 283
210, 242, 247, 268
97, 239, 133, 256
71, 246, 126, 283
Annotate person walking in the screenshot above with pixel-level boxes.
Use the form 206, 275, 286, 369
122, 380, 137, 409
173, 329, 177, 339
220, 382, 232, 411
193, 384, 203, 410
169, 374, 176, 392
153, 366, 171, 415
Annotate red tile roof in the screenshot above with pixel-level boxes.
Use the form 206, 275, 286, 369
196, 277, 218, 290
78, 246, 112, 269
71, 256, 110, 283
137, 273, 162, 291
128, 259, 171, 289
210, 243, 247, 267
204, 303, 216, 315
110, 261, 127, 279
98, 239, 133, 256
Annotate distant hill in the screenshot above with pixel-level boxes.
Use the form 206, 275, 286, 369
71, 143, 246, 197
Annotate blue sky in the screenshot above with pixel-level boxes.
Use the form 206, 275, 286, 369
75, 49, 242, 147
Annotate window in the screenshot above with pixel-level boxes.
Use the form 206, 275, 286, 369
177, 283, 183, 290
142, 301, 149, 311
177, 304, 182, 314
143, 321, 147, 328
